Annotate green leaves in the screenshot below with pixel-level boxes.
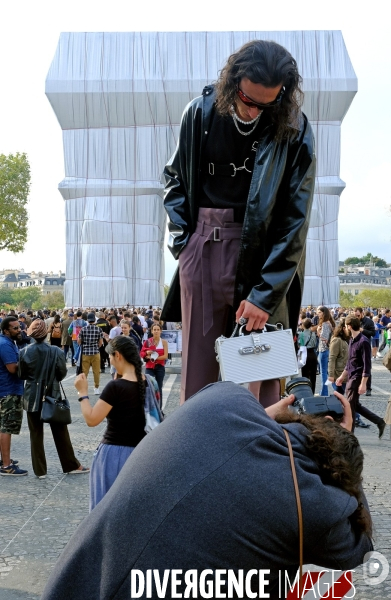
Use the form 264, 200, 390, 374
0, 152, 31, 252
344, 254, 388, 268
0, 287, 65, 311
11, 287, 42, 307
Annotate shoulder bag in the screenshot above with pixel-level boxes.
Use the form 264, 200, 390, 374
283, 429, 303, 597
144, 374, 164, 432
297, 332, 314, 369
41, 382, 71, 425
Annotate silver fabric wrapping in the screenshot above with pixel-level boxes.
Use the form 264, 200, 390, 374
46, 31, 356, 307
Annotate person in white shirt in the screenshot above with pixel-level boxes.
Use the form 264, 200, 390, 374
106, 316, 122, 340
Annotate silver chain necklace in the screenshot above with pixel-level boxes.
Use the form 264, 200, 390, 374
230, 105, 262, 136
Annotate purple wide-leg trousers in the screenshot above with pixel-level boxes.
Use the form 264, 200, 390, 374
179, 208, 280, 406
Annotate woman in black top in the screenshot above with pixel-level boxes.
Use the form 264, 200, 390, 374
75, 336, 146, 510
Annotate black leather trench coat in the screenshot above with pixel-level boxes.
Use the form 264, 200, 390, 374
161, 85, 316, 334
18, 340, 67, 413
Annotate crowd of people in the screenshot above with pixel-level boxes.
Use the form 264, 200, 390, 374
0, 305, 173, 478
297, 305, 388, 436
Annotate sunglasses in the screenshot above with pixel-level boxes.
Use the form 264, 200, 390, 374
236, 86, 285, 110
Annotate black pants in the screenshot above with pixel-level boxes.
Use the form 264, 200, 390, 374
27, 411, 80, 476
146, 364, 165, 407
63, 344, 74, 363
301, 348, 317, 393
99, 342, 109, 369
345, 379, 383, 432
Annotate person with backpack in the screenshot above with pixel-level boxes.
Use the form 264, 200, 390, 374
68, 311, 87, 361
74, 336, 162, 510
49, 314, 62, 348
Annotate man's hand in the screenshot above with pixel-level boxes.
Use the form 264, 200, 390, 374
328, 377, 335, 383
265, 394, 295, 420
358, 382, 367, 395
236, 300, 269, 332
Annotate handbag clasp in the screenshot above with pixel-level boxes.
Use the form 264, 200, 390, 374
239, 344, 271, 355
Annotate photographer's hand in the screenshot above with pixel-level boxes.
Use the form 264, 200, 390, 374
332, 391, 353, 432
265, 394, 295, 420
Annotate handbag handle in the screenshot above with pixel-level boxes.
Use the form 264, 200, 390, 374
283, 429, 303, 597
59, 381, 68, 401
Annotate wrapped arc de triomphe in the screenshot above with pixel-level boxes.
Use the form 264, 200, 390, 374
45, 31, 357, 309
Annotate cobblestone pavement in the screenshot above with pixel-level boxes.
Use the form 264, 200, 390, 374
0, 361, 391, 599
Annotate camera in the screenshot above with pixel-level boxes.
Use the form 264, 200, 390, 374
286, 377, 344, 421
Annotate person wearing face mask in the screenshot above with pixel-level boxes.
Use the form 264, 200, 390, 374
161, 39, 315, 406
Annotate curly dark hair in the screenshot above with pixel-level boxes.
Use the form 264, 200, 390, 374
276, 411, 372, 537
106, 336, 145, 404
215, 40, 304, 141
332, 318, 349, 342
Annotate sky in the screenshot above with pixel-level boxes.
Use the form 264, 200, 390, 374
0, 0, 390, 284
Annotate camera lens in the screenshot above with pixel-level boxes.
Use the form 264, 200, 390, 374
285, 377, 314, 401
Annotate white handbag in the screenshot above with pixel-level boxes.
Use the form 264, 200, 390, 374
215, 320, 298, 384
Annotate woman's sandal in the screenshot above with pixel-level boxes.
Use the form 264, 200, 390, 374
67, 466, 90, 474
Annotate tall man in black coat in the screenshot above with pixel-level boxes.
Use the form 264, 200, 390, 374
161, 40, 315, 404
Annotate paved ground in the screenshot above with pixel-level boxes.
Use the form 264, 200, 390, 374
1, 360, 391, 600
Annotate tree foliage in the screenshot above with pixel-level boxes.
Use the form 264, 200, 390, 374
344, 253, 388, 267
0, 287, 65, 311
37, 291, 65, 311
339, 290, 354, 306
11, 287, 41, 309
355, 289, 391, 308
0, 287, 15, 305
0, 152, 30, 252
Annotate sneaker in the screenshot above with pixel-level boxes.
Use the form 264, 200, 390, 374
356, 420, 370, 428
100, 368, 105, 374
37, 475, 47, 479
67, 466, 90, 474
0, 464, 28, 476
94, 387, 101, 395
0, 458, 19, 467
378, 420, 386, 439
366, 390, 372, 397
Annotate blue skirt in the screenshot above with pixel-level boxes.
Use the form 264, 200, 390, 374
89, 443, 134, 511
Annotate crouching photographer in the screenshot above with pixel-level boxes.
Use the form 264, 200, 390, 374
42, 381, 372, 600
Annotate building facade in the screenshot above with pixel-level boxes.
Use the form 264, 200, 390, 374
0, 270, 65, 295
339, 266, 391, 296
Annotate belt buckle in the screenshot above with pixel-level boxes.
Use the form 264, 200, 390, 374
214, 227, 221, 242
209, 162, 215, 175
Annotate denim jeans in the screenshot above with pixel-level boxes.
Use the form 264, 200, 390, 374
73, 341, 80, 361
319, 350, 330, 396
146, 364, 165, 407
331, 382, 346, 395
